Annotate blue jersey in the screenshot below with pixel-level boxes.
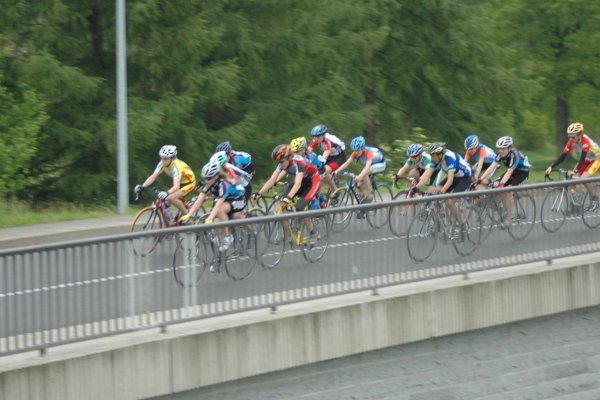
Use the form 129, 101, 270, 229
230, 150, 254, 174
303, 149, 323, 169
350, 146, 385, 164
465, 144, 496, 165
495, 149, 530, 172
429, 150, 472, 178
201, 179, 245, 201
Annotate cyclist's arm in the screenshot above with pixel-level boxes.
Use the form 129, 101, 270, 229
441, 170, 455, 193
416, 168, 434, 189
395, 162, 410, 177
574, 150, 588, 173
357, 159, 373, 181
549, 153, 568, 170
258, 169, 284, 195
167, 176, 182, 195
335, 157, 353, 175
287, 172, 304, 198
142, 172, 160, 188
500, 168, 514, 185
474, 157, 485, 179
187, 192, 206, 217
480, 161, 499, 183
207, 197, 225, 222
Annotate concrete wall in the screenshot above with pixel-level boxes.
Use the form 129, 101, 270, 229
1, 254, 600, 400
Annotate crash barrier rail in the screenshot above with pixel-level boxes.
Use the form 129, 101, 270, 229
1, 176, 600, 356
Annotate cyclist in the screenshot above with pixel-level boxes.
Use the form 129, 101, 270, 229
181, 158, 246, 256
334, 136, 386, 203
254, 144, 321, 244
134, 145, 196, 221
308, 124, 346, 194
414, 142, 472, 237
544, 122, 600, 205
291, 137, 325, 173
393, 143, 437, 192
464, 134, 497, 184
211, 150, 253, 201
480, 136, 530, 227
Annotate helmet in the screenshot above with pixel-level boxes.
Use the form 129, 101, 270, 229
272, 144, 292, 161
210, 150, 228, 167
310, 124, 328, 137
159, 145, 177, 158
350, 136, 366, 151
567, 122, 584, 135
427, 142, 446, 155
464, 135, 479, 150
201, 159, 221, 179
290, 137, 307, 153
215, 141, 232, 154
406, 144, 423, 157
495, 136, 513, 148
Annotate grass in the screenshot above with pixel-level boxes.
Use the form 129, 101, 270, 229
524, 143, 560, 183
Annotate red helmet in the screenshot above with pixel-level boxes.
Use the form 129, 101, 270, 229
272, 144, 292, 161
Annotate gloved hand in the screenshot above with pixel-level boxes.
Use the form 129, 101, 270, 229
204, 218, 213, 224
317, 155, 326, 164
158, 191, 169, 201
282, 196, 294, 205
134, 184, 143, 194
179, 214, 191, 224
252, 192, 262, 200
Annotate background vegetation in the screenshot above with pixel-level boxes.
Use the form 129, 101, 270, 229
0, 0, 599, 207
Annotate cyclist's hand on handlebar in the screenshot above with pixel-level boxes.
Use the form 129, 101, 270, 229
134, 184, 143, 194
493, 181, 505, 189
252, 192, 262, 200
544, 166, 552, 175
179, 214, 191, 224
282, 196, 294, 205
408, 177, 417, 187
158, 191, 168, 201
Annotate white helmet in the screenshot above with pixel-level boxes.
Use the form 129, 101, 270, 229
210, 150, 228, 168
201, 159, 221, 179
159, 145, 177, 158
567, 122, 584, 135
495, 136, 513, 149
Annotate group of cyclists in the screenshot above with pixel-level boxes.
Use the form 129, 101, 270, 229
134, 121, 600, 250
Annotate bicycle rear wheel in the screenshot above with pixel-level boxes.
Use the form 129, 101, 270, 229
301, 215, 330, 263
388, 190, 421, 237
582, 186, 600, 229
248, 208, 286, 269
508, 193, 536, 240
130, 206, 166, 256
540, 188, 567, 233
366, 184, 393, 229
224, 226, 257, 280
451, 206, 481, 256
328, 187, 354, 232
172, 232, 207, 287
407, 208, 437, 262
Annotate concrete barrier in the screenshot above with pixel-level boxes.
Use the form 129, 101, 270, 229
1, 253, 600, 400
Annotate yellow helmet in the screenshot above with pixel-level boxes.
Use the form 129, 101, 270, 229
567, 122, 584, 135
290, 137, 307, 153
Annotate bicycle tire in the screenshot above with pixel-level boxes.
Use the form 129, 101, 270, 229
366, 184, 393, 229
247, 207, 286, 269
582, 185, 600, 229
406, 206, 437, 262
451, 205, 481, 256
508, 192, 536, 240
130, 206, 166, 256
301, 215, 330, 263
224, 226, 257, 281
388, 190, 420, 238
328, 187, 354, 232
540, 187, 567, 233
172, 232, 207, 287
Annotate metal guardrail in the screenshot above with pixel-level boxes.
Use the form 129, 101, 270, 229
1, 177, 600, 356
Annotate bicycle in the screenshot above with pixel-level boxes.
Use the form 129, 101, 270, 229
581, 181, 600, 229
406, 193, 482, 262
540, 168, 586, 233
259, 198, 330, 268
130, 186, 197, 256
327, 172, 393, 231
388, 177, 424, 238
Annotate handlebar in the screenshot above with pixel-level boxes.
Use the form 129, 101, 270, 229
134, 186, 159, 202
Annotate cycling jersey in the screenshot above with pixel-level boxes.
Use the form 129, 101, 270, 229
308, 133, 346, 157
301, 149, 324, 169
464, 144, 496, 165
429, 150, 472, 178
201, 179, 245, 201
350, 146, 385, 164
230, 150, 255, 174
406, 152, 432, 170
224, 163, 252, 187
495, 149, 530, 172
562, 134, 600, 161
275, 155, 319, 178
153, 159, 196, 186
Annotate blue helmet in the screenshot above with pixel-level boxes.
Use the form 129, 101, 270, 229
215, 141, 232, 154
350, 136, 366, 151
464, 135, 479, 150
310, 124, 327, 137
406, 144, 423, 157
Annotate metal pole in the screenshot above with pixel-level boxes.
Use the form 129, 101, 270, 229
116, 0, 129, 214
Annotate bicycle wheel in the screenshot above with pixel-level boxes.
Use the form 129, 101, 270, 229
540, 188, 567, 233
388, 191, 421, 238
172, 232, 207, 287
477, 196, 496, 243
407, 206, 437, 262
366, 184, 393, 229
248, 208, 286, 269
508, 192, 536, 240
328, 187, 354, 232
451, 205, 482, 256
130, 206, 166, 256
301, 215, 330, 263
582, 186, 600, 229
224, 226, 257, 280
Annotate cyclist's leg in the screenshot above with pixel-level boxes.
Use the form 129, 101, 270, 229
504, 170, 529, 223
580, 160, 599, 200
446, 177, 470, 224
297, 176, 321, 233
168, 182, 196, 214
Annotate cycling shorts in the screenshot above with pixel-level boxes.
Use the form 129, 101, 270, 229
226, 198, 247, 217
369, 161, 386, 175
325, 152, 346, 172
587, 160, 600, 176
180, 181, 197, 196
439, 176, 471, 193
504, 170, 529, 186
285, 175, 321, 203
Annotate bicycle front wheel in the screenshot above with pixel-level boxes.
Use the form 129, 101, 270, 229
130, 206, 166, 256
508, 193, 536, 240
172, 232, 207, 287
248, 208, 286, 269
540, 188, 567, 233
301, 215, 330, 263
407, 207, 437, 262
582, 186, 600, 229
389, 190, 421, 238
451, 207, 481, 257
366, 184, 393, 229
224, 226, 257, 280
328, 187, 354, 232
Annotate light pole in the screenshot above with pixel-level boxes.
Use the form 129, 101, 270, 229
116, 0, 129, 214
